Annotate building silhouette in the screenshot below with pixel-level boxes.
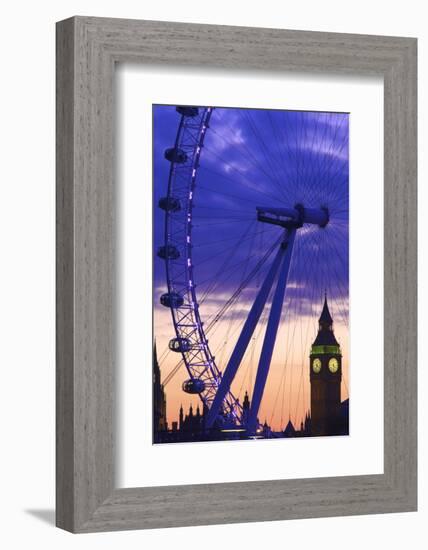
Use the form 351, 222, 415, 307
153, 342, 167, 443
242, 391, 250, 426
309, 293, 348, 436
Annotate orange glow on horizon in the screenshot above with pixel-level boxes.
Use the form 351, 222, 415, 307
154, 299, 349, 433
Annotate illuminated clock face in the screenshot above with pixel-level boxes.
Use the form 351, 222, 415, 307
328, 357, 339, 373
312, 358, 322, 373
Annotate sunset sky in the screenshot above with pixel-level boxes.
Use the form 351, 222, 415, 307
153, 105, 349, 432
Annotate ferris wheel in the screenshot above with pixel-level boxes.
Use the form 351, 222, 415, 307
155, 104, 349, 434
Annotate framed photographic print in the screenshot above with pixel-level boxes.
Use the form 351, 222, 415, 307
56, 17, 417, 532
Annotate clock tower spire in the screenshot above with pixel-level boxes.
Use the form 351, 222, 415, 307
309, 293, 342, 436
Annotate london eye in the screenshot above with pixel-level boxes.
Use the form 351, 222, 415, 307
154, 104, 349, 436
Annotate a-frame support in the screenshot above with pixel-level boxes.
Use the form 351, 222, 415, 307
205, 236, 289, 429
247, 229, 296, 433
206, 228, 296, 430
205, 204, 328, 432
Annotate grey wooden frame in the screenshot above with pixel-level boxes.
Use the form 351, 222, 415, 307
56, 16, 417, 533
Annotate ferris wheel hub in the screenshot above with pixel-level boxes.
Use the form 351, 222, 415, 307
256, 204, 329, 229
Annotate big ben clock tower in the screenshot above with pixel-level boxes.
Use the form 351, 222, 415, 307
310, 294, 342, 436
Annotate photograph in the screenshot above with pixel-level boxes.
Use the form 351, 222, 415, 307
152, 104, 349, 444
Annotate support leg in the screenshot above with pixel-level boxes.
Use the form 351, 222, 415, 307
247, 229, 296, 433
205, 243, 286, 429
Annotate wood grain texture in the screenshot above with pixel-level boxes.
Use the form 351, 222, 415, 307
56, 16, 417, 533
56, 17, 76, 532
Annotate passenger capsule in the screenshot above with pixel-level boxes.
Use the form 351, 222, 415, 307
176, 106, 199, 117
160, 292, 184, 309
182, 378, 206, 394
157, 245, 180, 260
158, 196, 181, 212
169, 337, 191, 353
164, 147, 188, 164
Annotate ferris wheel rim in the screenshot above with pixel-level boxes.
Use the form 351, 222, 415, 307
160, 106, 243, 426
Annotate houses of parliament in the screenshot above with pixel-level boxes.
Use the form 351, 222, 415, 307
153, 295, 349, 443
